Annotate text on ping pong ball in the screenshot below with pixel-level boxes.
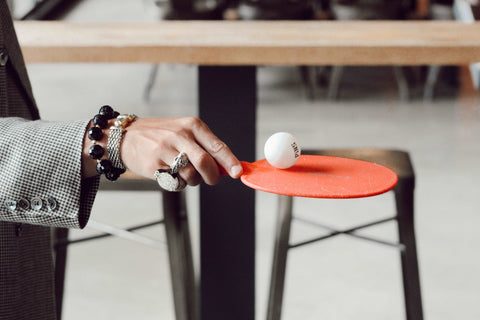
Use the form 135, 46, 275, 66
264, 132, 301, 169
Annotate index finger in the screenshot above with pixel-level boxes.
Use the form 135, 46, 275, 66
190, 119, 243, 179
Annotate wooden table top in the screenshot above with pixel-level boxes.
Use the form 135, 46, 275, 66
15, 20, 480, 65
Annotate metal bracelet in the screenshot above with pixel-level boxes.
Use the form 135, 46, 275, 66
107, 126, 126, 170
106, 114, 137, 170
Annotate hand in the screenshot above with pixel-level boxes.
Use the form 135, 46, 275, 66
116, 117, 242, 185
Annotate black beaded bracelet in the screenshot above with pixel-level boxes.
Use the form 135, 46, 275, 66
88, 105, 125, 181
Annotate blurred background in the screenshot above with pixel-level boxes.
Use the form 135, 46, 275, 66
9, 0, 480, 319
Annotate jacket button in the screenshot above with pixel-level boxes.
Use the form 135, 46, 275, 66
46, 197, 57, 211
4, 199, 17, 211
31, 197, 43, 211
18, 198, 30, 210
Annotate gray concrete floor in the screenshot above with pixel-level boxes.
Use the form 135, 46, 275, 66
18, 0, 480, 319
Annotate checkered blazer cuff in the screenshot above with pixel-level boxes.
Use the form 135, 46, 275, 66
0, 118, 100, 229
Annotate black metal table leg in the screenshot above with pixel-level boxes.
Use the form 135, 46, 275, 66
199, 66, 257, 320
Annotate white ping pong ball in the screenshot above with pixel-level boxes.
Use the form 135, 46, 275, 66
264, 132, 301, 169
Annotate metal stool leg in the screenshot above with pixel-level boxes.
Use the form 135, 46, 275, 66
423, 65, 441, 102
267, 195, 293, 320
327, 65, 344, 100
143, 64, 159, 102
299, 66, 318, 100
393, 66, 410, 101
395, 177, 424, 320
54, 227, 69, 320
163, 191, 198, 320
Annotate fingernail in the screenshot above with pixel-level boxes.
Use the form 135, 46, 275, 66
231, 165, 243, 178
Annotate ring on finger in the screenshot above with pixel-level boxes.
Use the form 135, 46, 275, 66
154, 169, 186, 192
170, 152, 189, 174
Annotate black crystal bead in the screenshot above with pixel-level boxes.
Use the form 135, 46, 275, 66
96, 159, 113, 175
99, 105, 115, 119
92, 114, 108, 129
112, 111, 120, 118
105, 167, 123, 181
87, 126, 103, 141
89, 144, 105, 160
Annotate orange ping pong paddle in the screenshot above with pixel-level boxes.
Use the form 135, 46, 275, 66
222, 155, 398, 199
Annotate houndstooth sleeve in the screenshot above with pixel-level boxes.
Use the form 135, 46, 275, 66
0, 117, 100, 229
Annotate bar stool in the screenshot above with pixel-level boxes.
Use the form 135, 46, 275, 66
231, 0, 333, 100
143, 0, 226, 102
267, 148, 423, 320
327, 0, 414, 101
53, 172, 197, 320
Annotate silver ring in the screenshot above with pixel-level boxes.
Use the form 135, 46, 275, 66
154, 169, 186, 192
170, 152, 189, 174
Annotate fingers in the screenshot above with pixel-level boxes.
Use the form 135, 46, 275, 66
163, 118, 243, 185
121, 117, 242, 187
186, 118, 243, 180
177, 147, 221, 185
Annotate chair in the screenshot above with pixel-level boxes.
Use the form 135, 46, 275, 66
219, 0, 333, 100
424, 0, 473, 101
267, 148, 423, 320
53, 172, 197, 320
143, 0, 227, 102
